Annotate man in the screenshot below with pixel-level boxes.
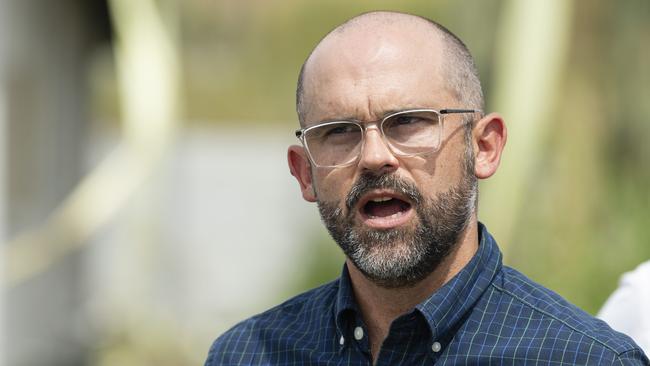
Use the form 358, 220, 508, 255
205, 11, 648, 365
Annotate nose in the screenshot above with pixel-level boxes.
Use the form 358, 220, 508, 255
357, 126, 399, 174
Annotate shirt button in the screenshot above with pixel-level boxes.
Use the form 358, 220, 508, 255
431, 341, 442, 353
354, 326, 364, 340
339, 335, 345, 345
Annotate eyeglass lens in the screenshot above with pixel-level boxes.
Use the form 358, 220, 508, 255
303, 110, 442, 167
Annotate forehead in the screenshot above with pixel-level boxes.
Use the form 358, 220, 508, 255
302, 19, 452, 125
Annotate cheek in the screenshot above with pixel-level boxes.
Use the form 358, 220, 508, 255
401, 144, 468, 194
313, 168, 355, 204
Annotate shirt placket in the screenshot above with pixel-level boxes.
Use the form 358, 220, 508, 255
373, 312, 439, 365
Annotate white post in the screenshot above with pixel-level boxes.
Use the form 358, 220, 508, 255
0, 1, 7, 364
0, 0, 87, 363
0, 0, 7, 363
480, 0, 573, 251
0, 85, 6, 366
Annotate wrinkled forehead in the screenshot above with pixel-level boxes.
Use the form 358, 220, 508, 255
301, 20, 450, 125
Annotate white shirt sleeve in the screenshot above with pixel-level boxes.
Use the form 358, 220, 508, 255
598, 260, 650, 355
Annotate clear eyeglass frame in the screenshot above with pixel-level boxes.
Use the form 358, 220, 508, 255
295, 108, 481, 168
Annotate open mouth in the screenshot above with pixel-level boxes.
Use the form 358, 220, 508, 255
358, 193, 414, 229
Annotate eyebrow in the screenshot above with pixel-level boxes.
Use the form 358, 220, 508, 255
317, 107, 431, 124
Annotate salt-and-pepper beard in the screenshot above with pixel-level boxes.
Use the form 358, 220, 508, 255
317, 147, 477, 289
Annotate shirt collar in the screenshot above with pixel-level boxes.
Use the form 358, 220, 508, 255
416, 222, 502, 339
333, 222, 502, 341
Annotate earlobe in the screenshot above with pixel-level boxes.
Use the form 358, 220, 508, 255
288, 145, 317, 202
473, 113, 507, 179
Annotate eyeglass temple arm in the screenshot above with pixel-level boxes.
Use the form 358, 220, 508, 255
439, 109, 481, 114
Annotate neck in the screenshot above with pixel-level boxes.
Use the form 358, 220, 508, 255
346, 218, 479, 361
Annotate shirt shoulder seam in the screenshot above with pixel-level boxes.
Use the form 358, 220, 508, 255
616, 348, 647, 362
489, 282, 632, 356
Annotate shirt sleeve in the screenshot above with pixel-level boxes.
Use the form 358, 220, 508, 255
599, 261, 650, 357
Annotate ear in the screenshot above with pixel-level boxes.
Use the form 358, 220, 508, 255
288, 145, 317, 202
472, 112, 507, 179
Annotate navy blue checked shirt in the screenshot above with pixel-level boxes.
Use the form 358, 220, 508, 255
205, 224, 649, 365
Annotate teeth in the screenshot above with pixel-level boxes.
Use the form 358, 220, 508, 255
370, 197, 392, 202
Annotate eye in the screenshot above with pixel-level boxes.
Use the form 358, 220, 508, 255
323, 124, 357, 136
385, 112, 439, 129
393, 115, 423, 125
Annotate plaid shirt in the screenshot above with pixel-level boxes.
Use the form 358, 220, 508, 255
205, 224, 649, 365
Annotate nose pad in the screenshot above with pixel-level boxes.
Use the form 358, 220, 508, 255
358, 126, 399, 172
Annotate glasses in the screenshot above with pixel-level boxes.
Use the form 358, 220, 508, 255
295, 108, 480, 168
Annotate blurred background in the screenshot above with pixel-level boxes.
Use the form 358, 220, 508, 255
0, 0, 648, 364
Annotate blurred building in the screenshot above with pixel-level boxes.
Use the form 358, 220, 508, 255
0, 1, 109, 365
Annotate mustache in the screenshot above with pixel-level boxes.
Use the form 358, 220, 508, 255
345, 173, 423, 211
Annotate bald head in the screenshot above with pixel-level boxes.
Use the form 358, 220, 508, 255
296, 11, 483, 125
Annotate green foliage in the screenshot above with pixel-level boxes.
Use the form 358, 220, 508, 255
178, 0, 501, 124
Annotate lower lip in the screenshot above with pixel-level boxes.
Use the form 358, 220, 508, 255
358, 205, 415, 229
